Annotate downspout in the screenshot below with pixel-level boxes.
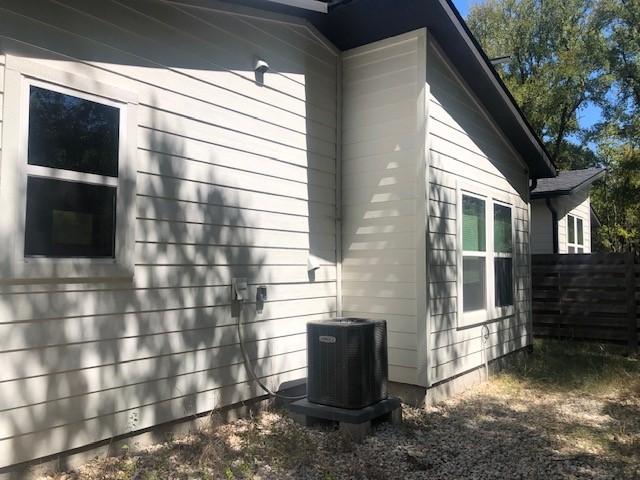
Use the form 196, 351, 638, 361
545, 197, 559, 254
335, 52, 343, 316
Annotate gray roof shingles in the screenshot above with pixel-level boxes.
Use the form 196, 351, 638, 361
531, 167, 605, 197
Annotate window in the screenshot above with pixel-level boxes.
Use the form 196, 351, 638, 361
0, 56, 137, 279
458, 186, 515, 326
567, 214, 584, 253
493, 204, 513, 307
25, 86, 119, 258
24, 177, 117, 258
462, 195, 486, 312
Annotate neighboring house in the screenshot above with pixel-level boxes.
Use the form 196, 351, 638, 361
531, 167, 605, 254
0, 0, 556, 470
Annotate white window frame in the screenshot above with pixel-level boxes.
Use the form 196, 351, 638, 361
456, 183, 516, 328
566, 214, 584, 253
0, 56, 137, 281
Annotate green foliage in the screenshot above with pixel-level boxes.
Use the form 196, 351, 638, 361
467, 0, 610, 165
500, 339, 640, 395
590, 0, 640, 252
467, 0, 639, 253
591, 142, 640, 251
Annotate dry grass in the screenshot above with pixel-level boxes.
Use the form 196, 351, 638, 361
38, 340, 640, 480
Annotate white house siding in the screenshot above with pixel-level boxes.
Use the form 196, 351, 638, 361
426, 38, 531, 384
0, 54, 3, 180
530, 200, 553, 254
530, 193, 592, 254
0, 0, 338, 467
556, 191, 592, 254
340, 30, 428, 386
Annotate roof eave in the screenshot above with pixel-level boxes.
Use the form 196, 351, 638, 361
437, 0, 555, 178
303, 0, 555, 178
531, 169, 606, 198
214, 0, 556, 178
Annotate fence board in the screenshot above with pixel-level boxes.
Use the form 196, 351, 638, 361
532, 253, 639, 353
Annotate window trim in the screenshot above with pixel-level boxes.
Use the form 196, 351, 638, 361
566, 214, 585, 254
0, 56, 137, 281
456, 182, 516, 328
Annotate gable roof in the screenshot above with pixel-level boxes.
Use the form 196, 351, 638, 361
531, 167, 606, 198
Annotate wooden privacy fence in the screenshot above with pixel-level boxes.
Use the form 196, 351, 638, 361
531, 253, 639, 353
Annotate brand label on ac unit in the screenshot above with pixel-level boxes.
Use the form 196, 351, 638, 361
319, 335, 336, 344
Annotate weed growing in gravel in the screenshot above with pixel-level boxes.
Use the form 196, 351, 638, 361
497, 339, 640, 395
37, 340, 640, 480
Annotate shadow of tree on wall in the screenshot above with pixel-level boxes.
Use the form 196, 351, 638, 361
425, 36, 532, 385
0, 103, 279, 468
0, 11, 335, 466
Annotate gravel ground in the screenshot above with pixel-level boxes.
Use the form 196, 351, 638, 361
40, 341, 640, 480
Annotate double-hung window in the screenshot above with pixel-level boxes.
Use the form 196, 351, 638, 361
458, 186, 515, 327
461, 194, 487, 314
25, 84, 120, 258
567, 214, 584, 253
0, 57, 137, 280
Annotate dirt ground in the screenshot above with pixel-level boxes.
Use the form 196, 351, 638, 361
39, 340, 640, 480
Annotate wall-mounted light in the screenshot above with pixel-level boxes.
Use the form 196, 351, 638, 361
307, 253, 320, 273
307, 253, 320, 282
254, 57, 269, 85
254, 58, 270, 74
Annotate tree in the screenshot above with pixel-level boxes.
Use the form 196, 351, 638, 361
589, 0, 640, 252
467, 0, 640, 253
467, 0, 609, 168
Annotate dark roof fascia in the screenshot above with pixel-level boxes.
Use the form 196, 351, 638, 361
214, 0, 556, 178
436, 0, 555, 179
530, 169, 606, 199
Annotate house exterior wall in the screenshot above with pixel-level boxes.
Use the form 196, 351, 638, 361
530, 192, 592, 254
0, 4, 543, 468
530, 200, 553, 254
340, 30, 428, 386
0, 0, 338, 467
0, 55, 4, 182
426, 37, 532, 385
557, 191, 592, 254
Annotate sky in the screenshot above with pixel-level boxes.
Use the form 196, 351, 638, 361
452, 0, 479, 17
452, 0, 602, 140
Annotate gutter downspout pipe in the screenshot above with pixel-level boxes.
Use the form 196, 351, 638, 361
545, 197, 559, 254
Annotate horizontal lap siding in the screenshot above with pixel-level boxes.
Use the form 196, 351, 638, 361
426, 39, 531, 384
0, 0, 337, 467
0, 55, 3, 175
341, 32, 425, 386
531, 200, 554, 254
556, 191, 592, 254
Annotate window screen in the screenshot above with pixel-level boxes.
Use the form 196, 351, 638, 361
463, 195, 485, 251
463, 257, 486, 312
462, 194, 487, 312
495, 257, 514, 307
493, 204, 512, 253
568, 215, 576, 244
493, 203, 513, 308
577, 218, 584, 245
